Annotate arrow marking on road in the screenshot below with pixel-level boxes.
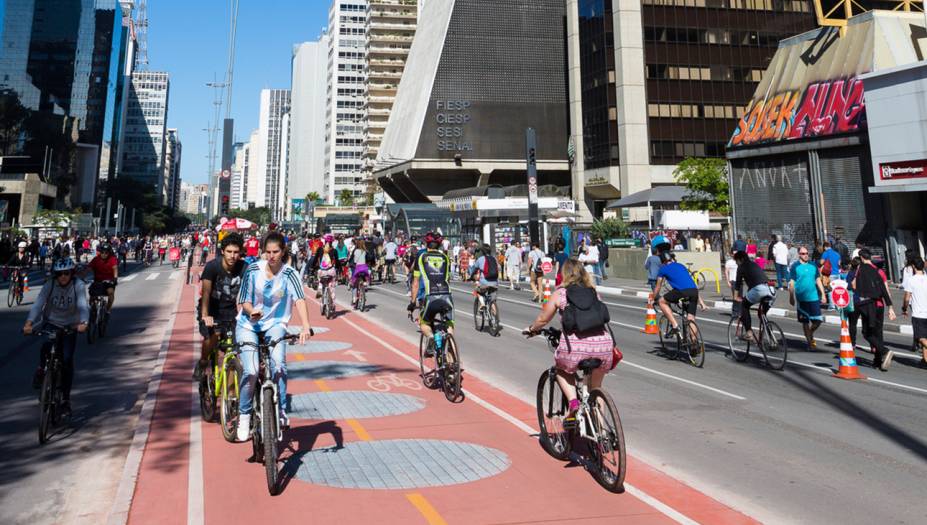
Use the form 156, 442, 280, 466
344, 350, 367, 362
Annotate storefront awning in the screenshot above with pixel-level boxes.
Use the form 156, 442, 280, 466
605, 186, 691, 209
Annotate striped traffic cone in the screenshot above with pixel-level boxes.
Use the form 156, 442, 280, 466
23, 275, 29, 292
643, 293, 659, 335
834, 317, 865, 380
541, 278, 552, 305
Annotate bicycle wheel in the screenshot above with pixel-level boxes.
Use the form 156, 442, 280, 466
419, 334, 438, 389
488, 301, 501, 337
7, 282, 14, 308
87, 305, 97, 344
220, 358, 242, 442
442, 335, 462, 402
262, 388, 280, 495
38, 367, 54, 444
358, 286, 366, 312
98, 306, 108, 338
694, 271, 706, 291
472, 298, 484, 332
684, 321, 705, 368
199, 358, 218, 422
588, 389, 627, 492
15, 282, 23, 305
535, 368, 571, 461
727, 317, 751, 362
761, 321, 788, 370
657, 315, 670, 352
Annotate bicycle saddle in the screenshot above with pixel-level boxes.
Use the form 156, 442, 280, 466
577, 358, 603, 373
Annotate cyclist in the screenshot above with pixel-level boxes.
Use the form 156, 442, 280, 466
383, 236, 398, 282
654, 252, 707, 338
402, 240, 418, 290
86, 243, 118, 314
349, 239, 370, 307
6, 241, 30, 287
524, 258, 615, 420
23, 257, 89, 415
468, 243, 500, 311
311, 239, 340, 300
334, 235, 350, 282
408, 232, 454, 349
194, 233, 245, 381
235, 231, 313, 441
158, 236, 169, 265
731, 250, 775, 341
200, 235, 211, 266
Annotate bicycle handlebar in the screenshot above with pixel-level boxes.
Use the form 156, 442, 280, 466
234, 332, 308, 351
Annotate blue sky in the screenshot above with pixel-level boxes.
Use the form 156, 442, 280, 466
148, 0, 329, 184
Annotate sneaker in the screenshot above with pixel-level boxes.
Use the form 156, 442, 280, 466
880, 350, 894, 371
60, 400, 72, 417
236, 413, 252, 442
192, 359, 207, 381
32, 367, 44, 389
563, 399, 581, 427
808, 340, 817, 351
665, 326, 680, 339
424, 340, 435, 358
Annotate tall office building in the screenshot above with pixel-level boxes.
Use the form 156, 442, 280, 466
566, 0, 816, 216
363, 0, 418, 194
276, 110, 290, 220
324, 0, 369, 204
229, 141, 246, 210
242, 128, 261, 208
164, 129, 182, 210
0, 0, 136, 212
120, 70, 170, 205
288, 37, 330, 211
249, 89, 290, 211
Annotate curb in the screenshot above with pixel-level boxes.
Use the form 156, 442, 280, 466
597, 286, 913, 335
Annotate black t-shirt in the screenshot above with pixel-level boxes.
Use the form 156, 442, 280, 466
200, 258, 245, 321
735, 260, 768, 289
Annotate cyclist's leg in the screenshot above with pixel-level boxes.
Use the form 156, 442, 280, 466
554, 368, 578, 402
235, 327, 260, 416
266, 324, 288, 417
60, 330, 78, 401
658, 290, 679, 329
105, 285, 115, 312
419, 299, 435, 339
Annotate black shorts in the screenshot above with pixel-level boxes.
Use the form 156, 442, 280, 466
913, 317, 927, 341
421, 294, 454, 326
89, 281, 114, 297
661, 288, 699, 316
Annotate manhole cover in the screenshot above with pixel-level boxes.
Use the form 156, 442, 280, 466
286, 439, 510, 489
287, 340, 352, 354
287, 360, 381, 380
288, 391, 425, 419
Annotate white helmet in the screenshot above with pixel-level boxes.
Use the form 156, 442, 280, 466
18, 241, 27, 249
52, 257, 76, 273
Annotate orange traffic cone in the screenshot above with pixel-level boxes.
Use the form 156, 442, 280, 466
541, 278, 552, 305
643, 294, 659, 335
23, 275, 29, 292
834, 317, 865, 380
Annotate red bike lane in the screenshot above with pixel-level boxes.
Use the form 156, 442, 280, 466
125, 284, 759, 525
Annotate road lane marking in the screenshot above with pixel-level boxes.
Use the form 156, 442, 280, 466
145, 273, 159, 280
121, 274, 137, 282
784, 359, 927, 395
188, 325, 205, 525
333, 302, 706, 525
405, 493, 448, 525
315, 380, 373, 440
170, 272, 179, 280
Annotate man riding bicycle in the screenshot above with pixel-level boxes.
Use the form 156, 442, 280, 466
468, 243, 500, 305
732, 250, 775, 341
87, 243, 118, 314
194, 233, 245, 381
383, 237, 398, 281
654, 252, 707, 338
408, 232, 454, 352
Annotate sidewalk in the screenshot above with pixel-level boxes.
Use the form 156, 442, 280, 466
119, 281, 759, 524
596, 276, 915, 336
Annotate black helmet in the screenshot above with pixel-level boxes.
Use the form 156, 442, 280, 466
99, 243, 113, 253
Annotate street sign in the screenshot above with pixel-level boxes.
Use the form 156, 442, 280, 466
541, 257, 553, 274
830, 279, 850, 309
221, 169, 231, 179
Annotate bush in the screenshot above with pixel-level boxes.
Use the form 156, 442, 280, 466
590, 217, 629, 240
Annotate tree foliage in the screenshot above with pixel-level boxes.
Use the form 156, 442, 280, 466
590, 217, 630, 240
229, 206, 272, 226
34, 209, 75, 226
305, 192, 321, 204
672, 157, 730, 214
338, 189, 354, 207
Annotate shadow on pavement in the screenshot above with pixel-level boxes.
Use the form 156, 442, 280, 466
278, 421, 345, 493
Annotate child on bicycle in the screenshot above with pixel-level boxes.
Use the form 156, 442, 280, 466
525, 259, 616, 420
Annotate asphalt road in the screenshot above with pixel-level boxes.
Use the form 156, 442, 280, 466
349, 274, 927, 525
0, 260, 184, 525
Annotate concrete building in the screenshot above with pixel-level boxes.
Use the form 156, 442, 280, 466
324, 0, 370, 204
121, 70, 170, 205
288, 37, 330, 213
179, 182, 209, 216
277, 111, 290, 220
363, 0, 418, 194
376, 0, 570, 201
249, 89, 290, 211
242, 129, 262, 208
164, 129, 182, 210
229, 141, 246, 211
565, 0, 816, 218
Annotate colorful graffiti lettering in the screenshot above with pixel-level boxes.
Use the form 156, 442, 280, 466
729, 77, 866, 147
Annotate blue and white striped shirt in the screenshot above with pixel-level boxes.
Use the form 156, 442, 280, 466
236, 260, 305, 333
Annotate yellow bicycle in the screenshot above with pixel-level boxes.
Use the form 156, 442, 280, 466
198, 322, 242, 441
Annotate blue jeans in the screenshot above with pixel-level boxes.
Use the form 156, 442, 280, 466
237, 324, 288, 416
775, 263, 788, 289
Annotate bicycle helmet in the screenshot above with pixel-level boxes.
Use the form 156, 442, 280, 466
99, 242, 113, 253
53, 257, 76, 273
423, 231, 443, 249
17, 241, 27, 249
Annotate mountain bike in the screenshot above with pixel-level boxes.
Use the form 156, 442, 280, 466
727, 296, 787, 370
33, 325, 75, 444
200, 322, 242, 440
6, 267, 25, 307
87, 281, 113, 344
472, 286, 500, 336
239, 332, 302, 496
418, 308, 462, 403
657, 298, 705, 367
527, 327, 626, 492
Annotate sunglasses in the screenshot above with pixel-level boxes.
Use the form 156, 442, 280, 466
53, 271, 72, 278
799, 252, 809, 255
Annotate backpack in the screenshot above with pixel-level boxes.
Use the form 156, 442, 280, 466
821, 259, 832, 276
561, 285, 610, 334
855, 263, 884, 302
482, 256, 499, 280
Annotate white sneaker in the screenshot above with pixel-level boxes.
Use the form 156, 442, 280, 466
236, 413, 251, 442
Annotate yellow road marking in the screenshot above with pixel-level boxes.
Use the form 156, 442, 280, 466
292, 353, 305, 361
405, 493, 448, 525
314, 380, 372, 441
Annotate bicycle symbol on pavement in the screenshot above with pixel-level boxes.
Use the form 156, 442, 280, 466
366, 373, 422, 392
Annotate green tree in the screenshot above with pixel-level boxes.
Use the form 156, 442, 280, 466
34, 209, 75, 227
590, 217, 630, 240
229, 206, 272, 226
305, 191, 320, 204
338, 189, 354, 206
672, 157, 729, 214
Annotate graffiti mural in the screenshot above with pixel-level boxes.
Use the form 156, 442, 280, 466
729, 77, 867, 147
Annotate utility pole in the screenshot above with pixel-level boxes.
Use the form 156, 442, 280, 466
526, 128, 540, 247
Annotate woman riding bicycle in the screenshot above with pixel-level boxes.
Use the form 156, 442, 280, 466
525, 258, 615, 420
311, 237, 340, 299
235, 231, 313, 442
348, 239, 370, 307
